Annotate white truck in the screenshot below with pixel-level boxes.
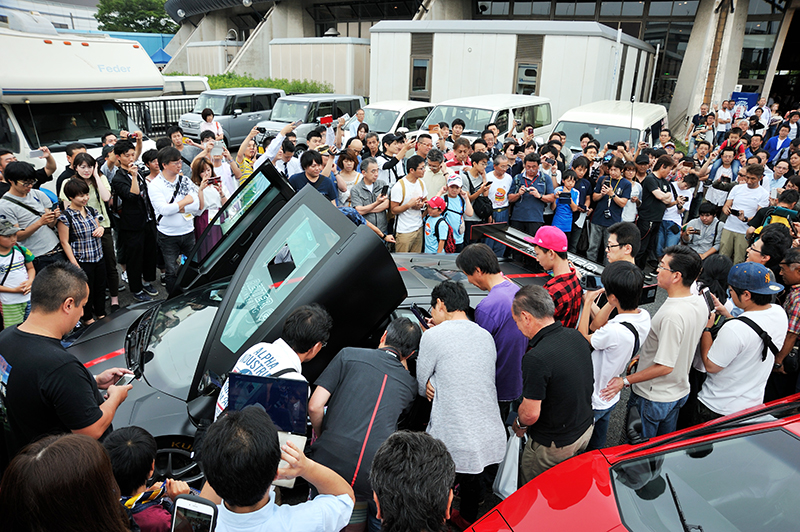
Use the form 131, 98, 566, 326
0, 10, 163, 187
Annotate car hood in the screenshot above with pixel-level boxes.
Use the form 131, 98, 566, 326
471, 451, 622, 532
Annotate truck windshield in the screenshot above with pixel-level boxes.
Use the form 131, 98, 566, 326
556, 121, 641, 152
346, 109, 399, 134
192, 94, 228, 115
11, 101, 139, 151
422, 106, 493, 134
270, 100, 310, 123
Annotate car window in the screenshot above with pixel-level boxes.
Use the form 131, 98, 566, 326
534, 104, 551, 129
421, 106, 493, 135
233, 95, 253, 114
495, 110, 509, 134
401, 108, 432, 130
556, 121, 639, 151
220, 205, 341, 353
316, 101, 334, 120
613, 428, 800, 532
346, 108, 399, 134
271, 100, 309, 123
336, 100, 353, 117
0, 106, 20, 152
253, 94, 272, 112
512, 106, 536, 133
184, 80, 208, 94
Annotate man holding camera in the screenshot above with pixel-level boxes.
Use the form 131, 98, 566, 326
586, 157, 631, 264
509, 153, 554, 240
390, 155, 427, 253
681, 202, 723, 259
148, 147, 204, 294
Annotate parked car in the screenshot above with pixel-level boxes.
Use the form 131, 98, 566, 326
414, 94, 553, 143
255, 94, 366, 149
179, 88, 286, 147
342, 100, 435, 142
553, 100, 668, 154
472, 394, 800, 532
162, 75, 210, 96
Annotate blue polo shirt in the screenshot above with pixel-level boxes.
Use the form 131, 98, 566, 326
510, 172, 554, 223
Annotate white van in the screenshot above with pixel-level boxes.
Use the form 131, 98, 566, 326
416, 94, 552, 143
0, 11, 161, 188
343, 100, 435, 142
553, 100, 668, 154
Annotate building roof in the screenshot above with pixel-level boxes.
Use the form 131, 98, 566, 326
370, 20, 654, 52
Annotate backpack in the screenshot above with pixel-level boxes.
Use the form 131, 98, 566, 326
431, 217, 456, 253
466, 172, 493, 221
753, 206, 798, 240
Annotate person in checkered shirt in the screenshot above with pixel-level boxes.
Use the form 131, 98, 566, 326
769, 247, 800, 401
527, 226, 582, 328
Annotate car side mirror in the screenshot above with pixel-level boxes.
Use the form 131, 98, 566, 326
415, 119, 423, 130
188, 395, 216, 427
233, 109, 243, 117
197, 370, 223, 397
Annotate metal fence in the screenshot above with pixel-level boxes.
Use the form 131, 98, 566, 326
119, 97, 199, 137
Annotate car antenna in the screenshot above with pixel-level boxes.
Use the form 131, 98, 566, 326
629, 95, 636, 151
665, 474, 704, 532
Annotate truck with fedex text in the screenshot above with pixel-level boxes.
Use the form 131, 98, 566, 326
0, 10, 163, 189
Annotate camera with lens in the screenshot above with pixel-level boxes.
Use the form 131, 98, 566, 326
255, 127, 266, 134
97, 214, 105, 222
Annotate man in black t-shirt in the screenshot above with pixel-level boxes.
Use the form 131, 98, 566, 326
636, 155, 676, 271
308, 318, 420, 523
511, 285, 593, 483
0, 262, 131, 461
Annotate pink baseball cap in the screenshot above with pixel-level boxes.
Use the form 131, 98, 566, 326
525, 226, 568, 252
428, 196, 446, 210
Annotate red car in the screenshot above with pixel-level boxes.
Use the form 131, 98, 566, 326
472, 394, 800, 532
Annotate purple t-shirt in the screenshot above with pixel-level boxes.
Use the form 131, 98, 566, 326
474, 279, 529, 402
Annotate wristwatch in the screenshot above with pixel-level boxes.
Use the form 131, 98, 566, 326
622, 377, 631, 388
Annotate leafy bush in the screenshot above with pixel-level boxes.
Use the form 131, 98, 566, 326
165, 72, 333, 94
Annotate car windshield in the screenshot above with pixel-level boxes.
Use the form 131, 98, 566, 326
421, 105, 493, 134
11, 101, 140, 150
192, 94, 228, 115
220, 204, 340, 353
346, 109, 400, 134
270, 100, 310, 123
556, 121, 641, 152
143, 282, 228, 399
612, 428, 800, 532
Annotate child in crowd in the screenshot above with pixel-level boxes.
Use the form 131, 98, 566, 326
0, 220, 34, 328
552, 170, 580, 235
103, 426, 192, 532
424, 196, 450, 254
57, 178, 106, 325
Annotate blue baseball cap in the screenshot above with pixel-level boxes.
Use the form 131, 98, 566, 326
728, 262, 784, 295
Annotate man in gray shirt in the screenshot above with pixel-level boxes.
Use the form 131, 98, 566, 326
350, 157, 389, 237
0, 162, 65, 271
680, 202, 722, 259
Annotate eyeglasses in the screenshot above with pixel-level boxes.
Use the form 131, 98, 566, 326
606, 242, 622, 250
19, 180, 37, 187
656, 263, 677, 273
321, 341, 328, 348
747, 245, 764, 256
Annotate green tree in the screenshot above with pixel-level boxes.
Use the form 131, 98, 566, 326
96, 0, 178, 34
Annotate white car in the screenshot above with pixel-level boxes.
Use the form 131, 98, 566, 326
343, 100, 435, 142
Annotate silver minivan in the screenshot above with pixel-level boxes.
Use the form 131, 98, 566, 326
179, 88, 286, 147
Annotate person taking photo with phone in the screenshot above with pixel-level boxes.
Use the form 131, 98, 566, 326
0, 262, 133, 461
681, 202, 723, 259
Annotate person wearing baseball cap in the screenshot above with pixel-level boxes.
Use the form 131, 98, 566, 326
0, 219, 33, 328
696, 261, 787, 423
526, 226, 582, 328
423, 196, 449, 254
437, 174, 474, 252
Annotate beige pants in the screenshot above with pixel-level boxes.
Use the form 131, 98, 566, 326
719, 228, 748, 265
395, 227, 423, 253
520, 424, 593, 484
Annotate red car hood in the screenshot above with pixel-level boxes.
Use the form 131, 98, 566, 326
471, 450, 622, 532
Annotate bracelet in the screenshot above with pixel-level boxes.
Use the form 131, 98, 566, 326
774, 362, 783, 368
703, 327, 713, 333
622, 376, 631, 388
515, 417, 528, 430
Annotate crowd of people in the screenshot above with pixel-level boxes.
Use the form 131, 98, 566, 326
1, 97, 800, 532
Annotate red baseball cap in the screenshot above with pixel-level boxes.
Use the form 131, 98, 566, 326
428, 196, 446, 210
525, 226, 568, 252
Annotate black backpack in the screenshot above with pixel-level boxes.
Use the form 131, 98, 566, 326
466, 173, 492, 221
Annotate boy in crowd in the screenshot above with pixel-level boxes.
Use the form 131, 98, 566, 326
423, 196, 449, 254
578, 261, 650, 449
551, 170, 580, 236
529, 226, 582, 328
0, 221, 34, 328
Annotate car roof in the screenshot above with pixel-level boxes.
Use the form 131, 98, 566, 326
202, 88, 285, 95
435, 94, 550, 111
556, 100, 668, 129
364, 100, 435, 112
278, 93, 363, 102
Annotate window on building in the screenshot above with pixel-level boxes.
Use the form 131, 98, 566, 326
411, 59, 430, 92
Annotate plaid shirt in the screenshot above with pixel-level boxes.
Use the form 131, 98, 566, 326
784, 285, 800, 336
59, 206, 103, 263
544, 270, 582, 329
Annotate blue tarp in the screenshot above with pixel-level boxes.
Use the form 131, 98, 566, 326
150, 47, 172, 64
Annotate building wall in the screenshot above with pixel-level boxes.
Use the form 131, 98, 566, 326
269, 39, 370, 95
0, 0, 98, 30
370, 32, 412, 100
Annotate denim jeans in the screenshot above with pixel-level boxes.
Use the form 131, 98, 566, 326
708, 158, 741, 179
157, 231, 195, 294
588, 404, 616, 450
656, 220, 681, 258
628, 391, 689, 440
487, 208, 509, 257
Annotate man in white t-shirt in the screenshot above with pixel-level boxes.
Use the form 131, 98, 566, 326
578, 261, 651, 450
696, 262, 787, 422
701, 147, 737, 207
715, 100, 732, 145
486, 155, 513, 256
390, 155, 427, 253
719, 164, 770, 265
601, 246, 707, 440
214, 304, 333, 420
